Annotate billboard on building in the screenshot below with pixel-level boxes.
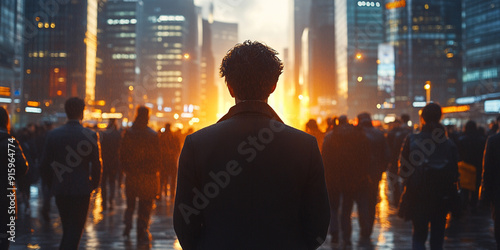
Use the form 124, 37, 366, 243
377, 43, 395, 103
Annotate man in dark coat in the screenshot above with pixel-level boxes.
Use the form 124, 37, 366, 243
40, 97, 102, 249
357, 112, 390, 243
0, 107, 28, 249
100, 118, 122, 210
482, 131, 500, 249
120, 106, 161, 243
173, 40, 330, 250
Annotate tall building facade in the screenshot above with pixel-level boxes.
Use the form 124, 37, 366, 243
200, 19, 216, 125
386, 0, 462, 115
309, 0, 337, 116
462, 0, 500, 97
136, 0, 199, 115
335, 0, 385, 117
0, 0, 24, 126
23, 0, 98, 122
210, 20, 238, 116
96, 0, 137, 115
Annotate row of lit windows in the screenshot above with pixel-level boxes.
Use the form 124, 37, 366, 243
463, 68, 498, 82
113, 32, 136, 38
155, 61, 182, 66
156, 83, 182, 88
37, 22, 55, 29
29, 52, 67, 58
155, 31, 182, 37
357, 1, 380, 7
413, 16, 442, 23
156, 77, 183, 82
156, 54, 182, 60
155, 25, 182, 31
163, 43, 183, 48
107, 18, 137, 25
157, 71, 181, 76
112, 53, 136, 60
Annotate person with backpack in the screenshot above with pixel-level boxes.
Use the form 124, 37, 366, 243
398, 103, 459, 250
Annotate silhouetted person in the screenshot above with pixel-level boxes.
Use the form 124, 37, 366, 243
174, 40, 330, 249
40, 97, 102, 249
387, 114, 412, 205
100, 118, 122, 210
0, 107, 28, 249
357, 112, 390, 243
322, 114, 370, 247
120, 106, 161, 243
306, 119, 324, 150
398, 103, 459, 250
159, 123, 180, 201
482, 127, 500, 250
487, 116, 500, 137
457, 120, 486, 210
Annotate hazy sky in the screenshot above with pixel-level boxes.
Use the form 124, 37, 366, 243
194, 0, 290, 54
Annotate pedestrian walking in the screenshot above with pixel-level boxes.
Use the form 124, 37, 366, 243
100, 118, 122, 210
398, 103, 459, 250
40, 97, 102, 249
158, 123, 180, 201
120, 106, 161, 243
481, 128, 500, 249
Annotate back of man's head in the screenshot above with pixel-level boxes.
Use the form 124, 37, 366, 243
65, 97, 85, 120
401, 114, 410, 124
220, 40, 283, 100
357, 112, 372, 127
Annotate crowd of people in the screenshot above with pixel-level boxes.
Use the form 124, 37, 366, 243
306, 108, 500, 249
2, 40, 500, 250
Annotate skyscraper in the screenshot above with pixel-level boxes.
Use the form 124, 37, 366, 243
96, 0, 138, 114
210, 20, 238, 116
136, 0, 198, 115
23, 0, 98, 121
462, 0, 500, 97
309, 0, 337, 116
0, 0, 24, 125
386, 0, 462, 115
200, 19, 216, 125
292, 0, 311, 120
335, 0, 385, 117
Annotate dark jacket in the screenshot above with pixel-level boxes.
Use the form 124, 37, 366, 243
40, 120, 102, 196
100, 127, 122, 172
0, 130, 28, 220
120, 125, 161, 199
322, 124, 371, 193
398, 124, 459, 219
458, 132, 486, 186
361, 126, 390, 182
173, 101, 330, 250
482, 133, 500, 203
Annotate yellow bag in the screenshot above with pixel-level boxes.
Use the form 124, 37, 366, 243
458, 161, 476, 191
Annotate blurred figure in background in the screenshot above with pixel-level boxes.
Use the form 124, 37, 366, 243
398, 103, 459, 250
322, 115, 370, 247
357, 112, 390, 243
457, 120, 486, 212
100, 118, 122, 210
387, 114, 413, 206
0, 107, 28, 249
158, 123, 180, 201
306, 119, 324, 150
120, 106, 161, 243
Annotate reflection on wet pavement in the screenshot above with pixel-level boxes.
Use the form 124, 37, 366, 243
10, 173, 497, 249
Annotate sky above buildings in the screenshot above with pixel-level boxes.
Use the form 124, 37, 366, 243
195, 0, 290, 55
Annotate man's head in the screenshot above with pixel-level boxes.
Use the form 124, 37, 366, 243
220, 40, 283, 101
357, 112, 372, 127
133, 106, 149, 128
0, 107, 10, 132
65, 97, 85, 120
420, 103, 442, 124
401, 114, 410, 124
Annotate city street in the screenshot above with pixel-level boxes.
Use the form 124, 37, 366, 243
10, 175, 498, 250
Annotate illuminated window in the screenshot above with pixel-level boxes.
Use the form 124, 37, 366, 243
51, 23, 55, 28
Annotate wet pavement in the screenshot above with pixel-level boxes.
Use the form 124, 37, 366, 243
10, 174, 498, 249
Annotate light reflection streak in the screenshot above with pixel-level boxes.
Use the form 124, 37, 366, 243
92, 189, 104, 225
174, 239, 182, 250
377, 172, 392, 245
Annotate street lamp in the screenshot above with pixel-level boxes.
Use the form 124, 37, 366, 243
424, 81, 431, 103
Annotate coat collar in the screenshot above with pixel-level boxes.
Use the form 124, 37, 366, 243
217, 100, 284, 124
66, 120, 82, 126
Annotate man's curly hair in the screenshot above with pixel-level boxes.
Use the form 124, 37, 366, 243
220, 40, 284, 100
